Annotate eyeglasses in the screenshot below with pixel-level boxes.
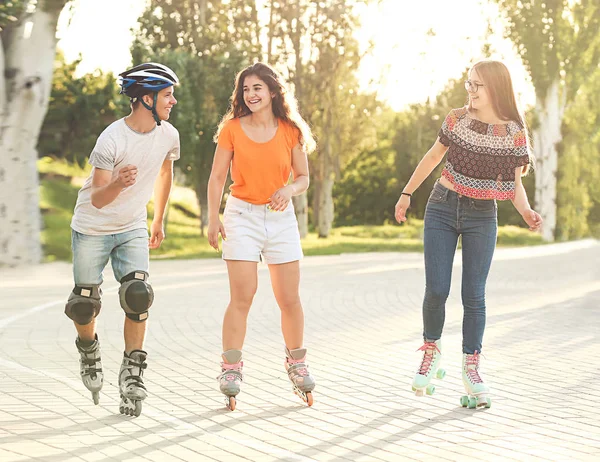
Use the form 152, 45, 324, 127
465, 80, 485, 93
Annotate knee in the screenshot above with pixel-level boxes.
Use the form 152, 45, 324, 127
424, 286, 450, 307
277, 294, 302, 313
119, 271, 153, 322
462, 287, 486, 311
230, 287, 257, 312
65, 285, 102, 325
462, 294, 486, 313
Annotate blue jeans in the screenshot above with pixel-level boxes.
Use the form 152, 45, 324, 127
71, 228, 149, 285
422, 181, 498, 354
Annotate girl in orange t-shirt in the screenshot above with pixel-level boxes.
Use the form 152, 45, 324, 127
207, 62, 317, 410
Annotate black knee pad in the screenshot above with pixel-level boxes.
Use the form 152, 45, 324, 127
65, 285, 102, 325
119, 271, 154, 322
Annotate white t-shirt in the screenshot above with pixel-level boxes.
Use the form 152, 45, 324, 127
71, 118, 180, 235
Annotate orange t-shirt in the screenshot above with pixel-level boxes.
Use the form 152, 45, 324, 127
217, 118, 301, 204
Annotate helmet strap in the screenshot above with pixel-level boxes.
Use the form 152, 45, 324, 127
140, 93, 162, 126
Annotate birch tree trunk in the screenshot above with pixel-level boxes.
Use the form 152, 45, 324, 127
0, 0, 68, 266
317, 121, 334, 238
533, 78, 565, 242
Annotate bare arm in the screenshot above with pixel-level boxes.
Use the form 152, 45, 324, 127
207, 145, 233, 249
511, 167, 531, 215
402, 139, 448, 194
91, 164, 137, 209
153, 159, 174, 223
148, 159, 174, 249
395, 139, 448, 222
269, 143, 309, 211
512, 167, 543, 231
289, 144, 310, 194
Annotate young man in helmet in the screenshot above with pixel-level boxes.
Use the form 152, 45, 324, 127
65, 62, 180, 417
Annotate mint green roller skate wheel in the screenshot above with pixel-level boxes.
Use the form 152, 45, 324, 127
467, 397, 477, 409
436, 368, 446, 380
426, 384, 435, 395
484, 397, 491, 408
460, 395, 469, 407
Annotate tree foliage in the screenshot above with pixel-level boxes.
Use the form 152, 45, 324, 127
131, 0, 261, 235
37, 52, 127, 166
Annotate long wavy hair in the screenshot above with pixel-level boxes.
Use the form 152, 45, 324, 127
214, 62, 316, 153
468, 60, 532, 174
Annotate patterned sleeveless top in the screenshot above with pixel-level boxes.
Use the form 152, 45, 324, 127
438, 107, 530, 201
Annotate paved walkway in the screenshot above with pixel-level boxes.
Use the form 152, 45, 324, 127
0, 240, 599, 461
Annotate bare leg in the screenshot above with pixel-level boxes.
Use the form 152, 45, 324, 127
74, 319, 96, 342
124, 318, 147, 354
222, 260, 258, 352
268, 261, 303, 349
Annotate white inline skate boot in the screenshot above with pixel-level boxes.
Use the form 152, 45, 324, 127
119, 350, 148, 417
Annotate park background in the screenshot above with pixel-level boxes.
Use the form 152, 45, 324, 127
1, 0, 599, 266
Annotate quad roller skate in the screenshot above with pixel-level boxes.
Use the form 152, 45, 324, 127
119, 350, 148, 417
285, 347, 315, 406
412, 340, 445, 396
460, 351, 491, 409
217, 349, 243, 411
75, 334, 103, 404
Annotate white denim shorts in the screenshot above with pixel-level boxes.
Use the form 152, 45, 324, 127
222, 195, 303, 264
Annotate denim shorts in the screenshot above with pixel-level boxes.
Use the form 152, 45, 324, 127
71, 228, 149, 285
222, 195, 303, 264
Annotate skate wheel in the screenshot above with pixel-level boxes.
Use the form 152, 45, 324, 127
425, 384, 435, 396
436, 368, 446, 380
483, 397, 491, 408
92, 392, 100, 405
134, 401, 142, 417
227, 396, 236, 411
306, 392, 314, 407
460, 395, 469, 407
467, 397, 477, 409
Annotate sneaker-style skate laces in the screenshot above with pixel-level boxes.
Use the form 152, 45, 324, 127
465, 351, 483, 384
416, 342, 440, 375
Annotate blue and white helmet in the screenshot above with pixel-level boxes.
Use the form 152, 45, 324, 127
118, 62, 179, 100
118, 62, 179, 125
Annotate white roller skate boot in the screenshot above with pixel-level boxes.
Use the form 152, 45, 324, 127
119, 350, 148, 417
217, 349, 243, 411
461, 351, 491, 408
285, 347, 315, 406
412, 340, 445, 396
75, 334, 103, 405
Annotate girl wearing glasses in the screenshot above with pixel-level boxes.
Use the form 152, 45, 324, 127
394, 60, 542, 408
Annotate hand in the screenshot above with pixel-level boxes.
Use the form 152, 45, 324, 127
208, 219, 226, 251
114, 164, 137, 188
269, 185, 294, 212
395, 194, 411, 223
522, 208, 543, 232
149, 220, 165, 249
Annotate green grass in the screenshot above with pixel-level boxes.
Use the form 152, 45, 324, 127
38, 157, 544, 262
38, 156, 91, 178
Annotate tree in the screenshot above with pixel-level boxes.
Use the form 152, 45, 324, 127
131, 0, 260, 236
37, 52, 127, 166
495, 0, 600, 241
267, 0, 376, 237
556, 66, 600, 240
0, 0, 71, 266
